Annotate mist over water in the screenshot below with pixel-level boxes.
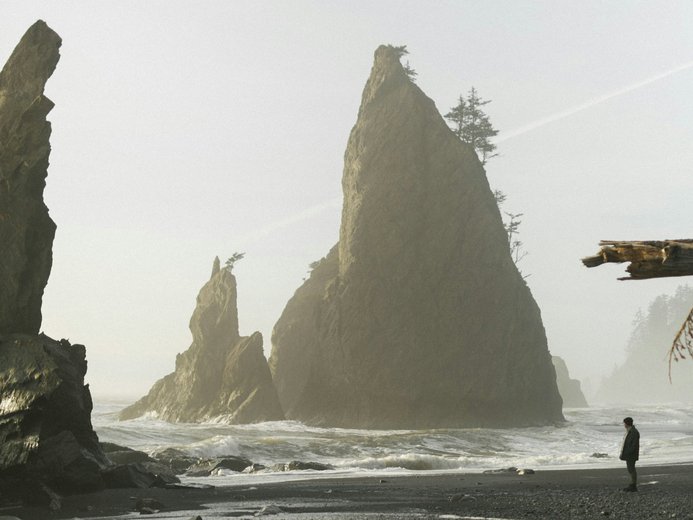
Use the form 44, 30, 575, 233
95, 401, 693, 486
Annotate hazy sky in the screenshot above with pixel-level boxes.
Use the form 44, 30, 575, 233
3, 1, 692, 400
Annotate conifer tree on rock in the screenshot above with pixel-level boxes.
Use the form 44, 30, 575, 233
445, 87, 499, 165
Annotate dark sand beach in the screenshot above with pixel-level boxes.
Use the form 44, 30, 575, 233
7, 463, 693, 519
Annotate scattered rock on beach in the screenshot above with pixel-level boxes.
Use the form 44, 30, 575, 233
151, 448, 201, 474
268, 461, 333, 472
449, 493, 476, 502
135, 497, 165, 514
186, 456, 252, 477
102, 462, 180, 488
164, 482, 215, 490
255, 504, 283, 516
101, 444, 155, 465
213, 456, 253, 472
517, 468, 535, 475
286, 461, 333, 471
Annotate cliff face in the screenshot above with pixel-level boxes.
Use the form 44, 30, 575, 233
552, 356, 588, 408
120, 258, 284, 423
0, 20, 61, 335
269, 45, 564, 428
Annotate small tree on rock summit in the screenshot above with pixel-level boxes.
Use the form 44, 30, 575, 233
225, 252, 245, 272
390, 45, 417, 82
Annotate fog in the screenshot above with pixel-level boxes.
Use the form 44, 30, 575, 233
2, 1, 692, 400
595, 285, 693, 404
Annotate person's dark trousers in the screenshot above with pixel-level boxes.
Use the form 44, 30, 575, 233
626, 459, 637, 489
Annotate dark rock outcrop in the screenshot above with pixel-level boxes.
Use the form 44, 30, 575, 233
102, 462, 180, 489
269, 45, 564, 428
0, 334, 110, 499
185, 456, 252, 476
119, 258, 284, 423
552, 356, 588, 408
0, 20, 61, 335
100, 442, 156, 465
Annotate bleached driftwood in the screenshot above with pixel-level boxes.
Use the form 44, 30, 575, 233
582, 239, 693, 280
582, 239, 693, 379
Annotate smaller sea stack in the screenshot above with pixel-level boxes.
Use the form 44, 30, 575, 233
120, 257, 284, 423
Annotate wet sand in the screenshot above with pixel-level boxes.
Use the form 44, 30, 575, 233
7, 463, 693, 519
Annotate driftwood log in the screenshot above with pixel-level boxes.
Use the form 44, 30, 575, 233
582, 239, 693, 378
582, 239, 693, 280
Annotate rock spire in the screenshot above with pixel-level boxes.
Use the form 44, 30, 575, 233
552, 356, 588, 408
120, 257, 284, 423
0, 20, 61, 334
269, 45, 564, 428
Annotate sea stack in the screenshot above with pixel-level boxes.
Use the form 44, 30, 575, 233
269, 45, 564, 428
120, 257, 285, 423
0, 20, 60, 334
0, 21, 110, 500
552, 356, 588, 408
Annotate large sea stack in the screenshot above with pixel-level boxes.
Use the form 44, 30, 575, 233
120, 258, 284, 423
269, 45, 564, 428
0, 20, 59, 334
0, 21, 110, 501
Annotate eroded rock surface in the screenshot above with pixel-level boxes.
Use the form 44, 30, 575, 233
269, 45, 564, 428
0, 20, 61, 335
120, 258, 284, 423
0, 334, 109, 498
552, 356, 588, 408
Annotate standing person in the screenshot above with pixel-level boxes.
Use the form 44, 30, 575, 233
619, 416, 640, 492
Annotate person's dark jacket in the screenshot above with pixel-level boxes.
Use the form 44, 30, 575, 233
620, 426, 640, 461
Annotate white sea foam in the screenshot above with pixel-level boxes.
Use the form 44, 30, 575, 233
95, 402, 693, 486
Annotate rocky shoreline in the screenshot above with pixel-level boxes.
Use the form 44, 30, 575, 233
7, 463, 693, 519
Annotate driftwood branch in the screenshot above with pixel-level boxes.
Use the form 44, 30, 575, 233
581, 239, 693, 280
582, 239, 693, 380
669, 307, 693, 382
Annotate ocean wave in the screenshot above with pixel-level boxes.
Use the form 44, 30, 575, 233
92, 402, 693, 477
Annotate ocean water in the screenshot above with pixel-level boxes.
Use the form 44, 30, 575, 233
93, 402, 693, 487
